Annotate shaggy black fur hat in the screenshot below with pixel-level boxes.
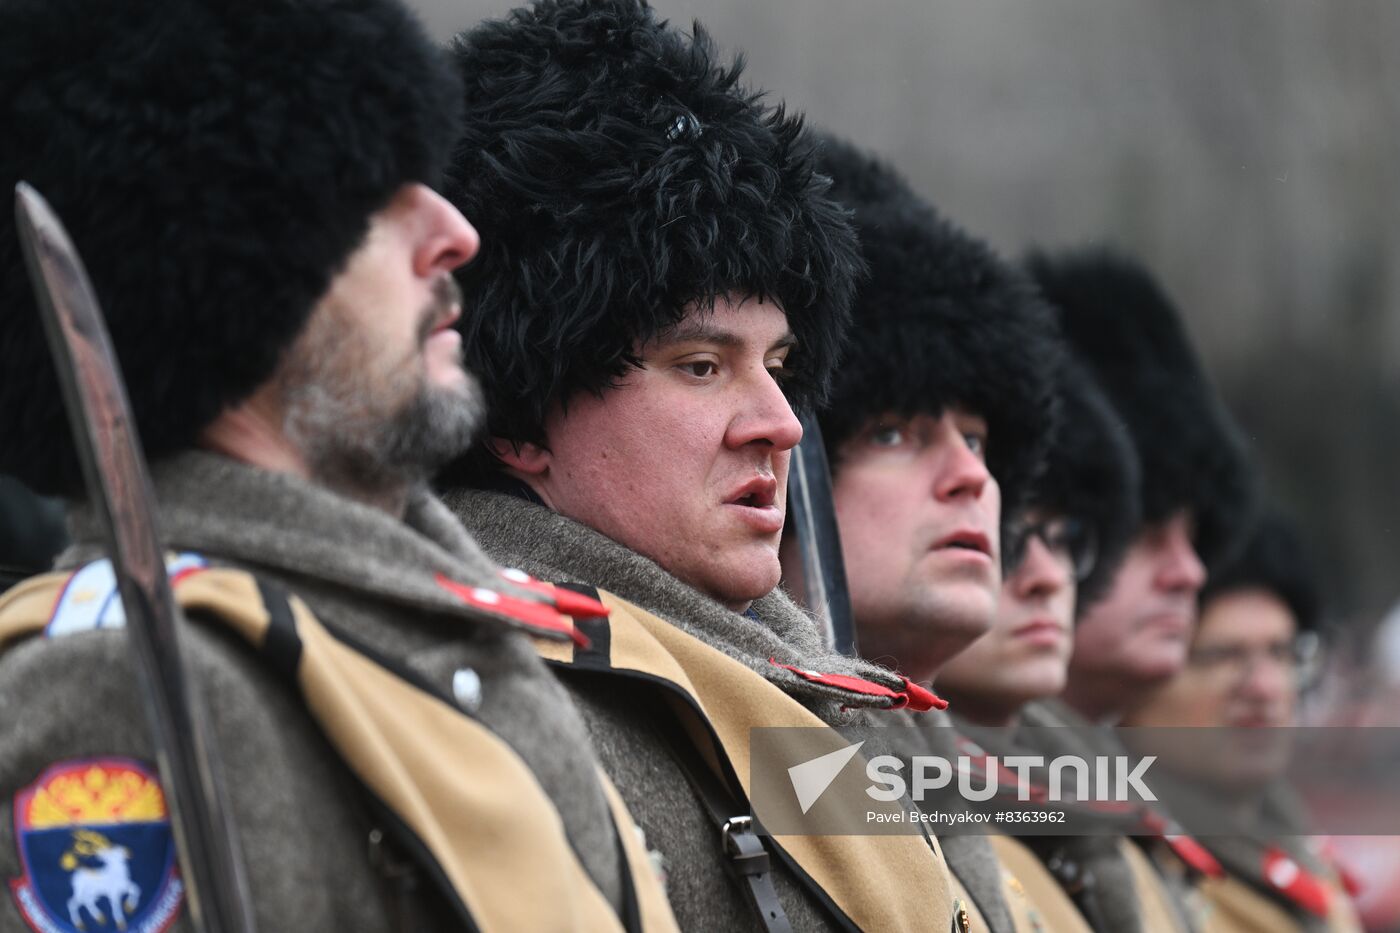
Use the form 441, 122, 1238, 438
442, 0, 861, 457
1030, 360, 1143, 612
0, 0, 461, 496
1200, 509, 1323, 635
815, 136, 1062, 517
1025, 249, 1257, 570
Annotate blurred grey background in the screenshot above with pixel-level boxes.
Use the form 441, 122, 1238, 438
416, 0, 1400, 633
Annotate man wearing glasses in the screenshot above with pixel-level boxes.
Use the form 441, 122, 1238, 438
1125, 512, 1363, 932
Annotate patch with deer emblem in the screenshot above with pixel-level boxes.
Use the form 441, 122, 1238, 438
9, 758, 183, 933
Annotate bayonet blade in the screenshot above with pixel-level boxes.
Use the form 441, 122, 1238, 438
787, 412, 857, 656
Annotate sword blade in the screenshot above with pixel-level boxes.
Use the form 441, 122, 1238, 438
14, 181, 255, 933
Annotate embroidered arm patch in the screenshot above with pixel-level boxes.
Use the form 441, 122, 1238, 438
44, 555, 208, 640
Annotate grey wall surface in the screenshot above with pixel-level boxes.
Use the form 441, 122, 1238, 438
417, 0, 1400, 629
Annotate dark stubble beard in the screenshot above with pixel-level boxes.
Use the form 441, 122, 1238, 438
280, 277, 483, 510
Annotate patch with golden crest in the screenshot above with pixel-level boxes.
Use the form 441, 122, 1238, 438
9, 758, 183, 933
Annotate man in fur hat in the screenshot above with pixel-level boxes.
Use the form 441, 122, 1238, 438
0, 0, 675, 929
798, 138, 1121, 933
1125, 512, 1363, 932
438, 2, 969, 930
937, 358, 1141, 726
934, 361, 1188, 933
1026, 250, 1258, 725
807, 137, 1061, 687
1129, 510, 1323, 734
1020, 249, 1260, 931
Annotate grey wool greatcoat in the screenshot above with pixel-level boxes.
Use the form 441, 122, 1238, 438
447, 487, 1016, 933
0, 452, 630, 932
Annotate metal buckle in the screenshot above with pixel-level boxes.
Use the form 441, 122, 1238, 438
721, 815, 754, 855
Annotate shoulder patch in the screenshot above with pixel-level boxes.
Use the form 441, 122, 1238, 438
45, 555, 208, 640
768, 658, 948, 712
9, 758, 184, 933
434, 572, 596, 647
496, 568, 609, 620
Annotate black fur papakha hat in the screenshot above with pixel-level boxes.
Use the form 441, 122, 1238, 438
814, 136, 1062, 517
1201, 509, 1323, 635
442, 0, 861, 458
1031, 359, 1143, 611
1026, 249, 1257, 569
0, 0, 461, 496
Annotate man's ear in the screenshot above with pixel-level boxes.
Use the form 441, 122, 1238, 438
489, 437, 550, 477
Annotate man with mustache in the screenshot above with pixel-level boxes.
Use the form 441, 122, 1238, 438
438, 2, 969, 929
0, 0, 675, 929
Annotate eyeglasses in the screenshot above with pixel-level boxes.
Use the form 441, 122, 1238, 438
1003, 515, 1098, 583
1186, 632, 1325, 688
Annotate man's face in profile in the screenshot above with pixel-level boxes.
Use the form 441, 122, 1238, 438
511, 295, 802, 610
936, 509, 1079, 717
830, 408, 1002, 673
277, 183, 485, 489
1070, 510, 1207, 689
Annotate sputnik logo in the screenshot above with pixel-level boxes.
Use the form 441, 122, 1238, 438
787, 741, 865, 814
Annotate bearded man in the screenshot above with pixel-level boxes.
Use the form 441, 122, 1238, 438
0, 0, 675, 929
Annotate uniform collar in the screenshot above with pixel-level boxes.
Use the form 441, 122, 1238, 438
444, 486, 925, 718
63, 450, 553, 630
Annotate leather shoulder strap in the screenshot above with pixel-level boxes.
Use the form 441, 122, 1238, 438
541, 586, 959, 933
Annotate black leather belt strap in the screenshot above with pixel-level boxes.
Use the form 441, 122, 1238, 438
1033, 841, 1110, 933
660, 719, 793, 933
